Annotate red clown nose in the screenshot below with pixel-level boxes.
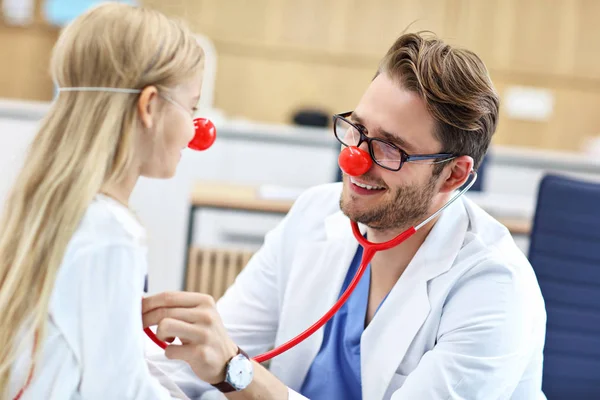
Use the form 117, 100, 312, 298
338, 146, 373, 177
188, 118, 217, 151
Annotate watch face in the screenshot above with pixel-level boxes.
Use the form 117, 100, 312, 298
226, 354, 254, 390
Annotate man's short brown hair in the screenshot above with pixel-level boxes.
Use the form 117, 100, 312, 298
377, 32, 500, 173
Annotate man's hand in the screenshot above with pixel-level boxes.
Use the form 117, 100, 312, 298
142, 291, 238, 385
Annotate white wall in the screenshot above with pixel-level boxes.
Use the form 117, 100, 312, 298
0, 118, 39, 207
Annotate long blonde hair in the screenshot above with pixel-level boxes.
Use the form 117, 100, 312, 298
0, 2, 203, 393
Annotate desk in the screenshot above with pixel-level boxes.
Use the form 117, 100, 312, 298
184, 182, 533, 287
183, 183, 296, 286
494, 218, 531, 236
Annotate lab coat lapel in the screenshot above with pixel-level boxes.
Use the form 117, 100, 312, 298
270, 211, 362, 391
361, 199, 469, 400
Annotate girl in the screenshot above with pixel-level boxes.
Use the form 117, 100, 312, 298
0, 2, 209, 398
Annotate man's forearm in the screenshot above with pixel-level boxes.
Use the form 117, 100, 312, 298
226, 361, 289, 400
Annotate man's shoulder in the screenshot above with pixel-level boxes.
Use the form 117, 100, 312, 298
460, 196, 525, 255
269, 182, 344, 242
452, 197, 542, 300
288, 182, 343, 218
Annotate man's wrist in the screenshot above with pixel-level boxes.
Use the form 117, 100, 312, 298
224, 360, 289, 400
212, 347, 254, 393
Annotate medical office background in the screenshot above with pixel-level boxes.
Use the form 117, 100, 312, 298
1, 1, 600, 299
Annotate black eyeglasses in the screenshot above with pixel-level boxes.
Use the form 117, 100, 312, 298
332, 111, 456, 172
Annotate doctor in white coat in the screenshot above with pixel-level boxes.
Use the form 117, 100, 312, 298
142, 32, 547, 400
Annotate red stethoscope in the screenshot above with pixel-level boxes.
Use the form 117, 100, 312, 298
14, 119, 476, 400
144, 129, 478, 364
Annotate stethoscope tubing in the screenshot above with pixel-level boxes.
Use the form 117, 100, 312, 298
146, 172, 478, 364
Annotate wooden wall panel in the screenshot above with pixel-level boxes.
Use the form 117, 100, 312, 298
202, 0, 272, 44
277, 0, 339, 52
510, 0, 565, 76
140, 0, 600, 153
450, 0, 600, 80
214, 51, 376, 123
4, 0, 600, 152
573, 0, 600, 80
444, 0, 600, 151
0, 0, 58, 101
341, 0, 450, 57
492, 78, 600, 151
445, 0, 517, 70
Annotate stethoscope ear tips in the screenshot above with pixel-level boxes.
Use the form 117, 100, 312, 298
188, 118, 217, 151
338, 146, 372, 177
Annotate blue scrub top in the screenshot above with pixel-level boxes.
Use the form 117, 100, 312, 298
300, 245, 385, 400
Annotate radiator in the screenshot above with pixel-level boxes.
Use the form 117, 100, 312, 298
186, 247, 255, 300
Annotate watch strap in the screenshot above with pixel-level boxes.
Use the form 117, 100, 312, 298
211, 381, 236, 393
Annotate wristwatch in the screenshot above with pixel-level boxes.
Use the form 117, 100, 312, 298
212, 347, 254, 393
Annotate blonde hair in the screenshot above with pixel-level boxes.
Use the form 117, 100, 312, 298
0, 2, 203, 393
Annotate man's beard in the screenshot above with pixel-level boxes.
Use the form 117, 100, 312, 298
340, 174, 439, 232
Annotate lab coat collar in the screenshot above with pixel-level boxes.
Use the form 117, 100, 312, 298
270, 218, 359, 390
360, 196, 469, 400
323, 196, 468, 400
324, 208, 358, 240
324, 195, 468, 282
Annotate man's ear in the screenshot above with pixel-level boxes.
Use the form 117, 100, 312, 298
438, 155, 474, 193
137, 86, 159, 129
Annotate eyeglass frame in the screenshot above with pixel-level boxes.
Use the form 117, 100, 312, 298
159, 92, 199, 117
332, 111, 458, 172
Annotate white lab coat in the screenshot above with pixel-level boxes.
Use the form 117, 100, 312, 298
151, 182, 547, 400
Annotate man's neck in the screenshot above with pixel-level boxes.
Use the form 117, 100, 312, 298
365, 192, 450, 279
366, 216, 438, 280
364, 215, 440, 326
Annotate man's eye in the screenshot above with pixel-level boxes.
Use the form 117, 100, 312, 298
354, 124, 368, 135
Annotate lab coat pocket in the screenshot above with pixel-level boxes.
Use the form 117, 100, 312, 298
383, 373, 408, 399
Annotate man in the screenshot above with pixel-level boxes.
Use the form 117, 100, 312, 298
142, 32, 547, 400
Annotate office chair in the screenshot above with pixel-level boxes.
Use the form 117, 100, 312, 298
528, 174, 600, 398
